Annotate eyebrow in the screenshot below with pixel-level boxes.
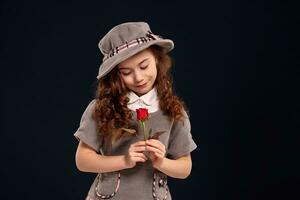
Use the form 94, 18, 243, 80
119, 58, 149, 70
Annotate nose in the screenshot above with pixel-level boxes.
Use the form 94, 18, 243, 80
133, 71, 144, 83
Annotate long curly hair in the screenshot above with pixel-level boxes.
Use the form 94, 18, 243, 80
93, 45, 187, 137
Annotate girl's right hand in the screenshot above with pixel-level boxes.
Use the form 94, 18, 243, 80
124, 141, 148, 168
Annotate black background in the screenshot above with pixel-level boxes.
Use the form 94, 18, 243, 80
1, 0, 299, 199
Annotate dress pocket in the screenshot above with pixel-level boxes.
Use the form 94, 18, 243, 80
94, 171, 121, 199
152, 171, 169, 200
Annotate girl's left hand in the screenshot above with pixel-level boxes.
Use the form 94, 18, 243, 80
145, 139, 166, 169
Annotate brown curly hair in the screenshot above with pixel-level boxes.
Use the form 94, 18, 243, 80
93, 45, 187, 137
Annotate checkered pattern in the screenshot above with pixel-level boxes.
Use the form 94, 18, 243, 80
103, 31, 162, 61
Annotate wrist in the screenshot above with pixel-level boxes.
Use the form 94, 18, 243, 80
154, 157, 167, 170
122, 155, 130, 169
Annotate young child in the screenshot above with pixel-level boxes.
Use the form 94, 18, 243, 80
74, 22, 197, 200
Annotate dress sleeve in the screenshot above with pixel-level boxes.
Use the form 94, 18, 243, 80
73, 99, 104, 153
166, 110, 197, 159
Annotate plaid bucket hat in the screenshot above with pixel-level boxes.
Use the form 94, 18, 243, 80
96, 22, 174, 79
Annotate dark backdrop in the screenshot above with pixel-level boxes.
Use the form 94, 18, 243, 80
1, 0, 299, 199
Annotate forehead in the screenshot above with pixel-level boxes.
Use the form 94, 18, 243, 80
118, 48, 154, 68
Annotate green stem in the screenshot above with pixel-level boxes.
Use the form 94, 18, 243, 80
141, 121, 148, 141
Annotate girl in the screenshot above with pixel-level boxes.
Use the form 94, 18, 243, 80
74, 22, 197, 200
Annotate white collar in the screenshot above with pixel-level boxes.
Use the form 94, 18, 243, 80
127, 87, 159, 113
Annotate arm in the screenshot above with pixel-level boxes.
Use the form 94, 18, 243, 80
75, 140, 148, 173
146, 139, 193, 179
156, 154, 192, 179
75, 141, 127, 173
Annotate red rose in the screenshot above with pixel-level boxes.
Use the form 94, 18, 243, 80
136, 108, 149, 121
136, 108, 149, 140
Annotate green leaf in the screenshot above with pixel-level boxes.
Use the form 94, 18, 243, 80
150, 131, 166, 140
148, 128, 153, 137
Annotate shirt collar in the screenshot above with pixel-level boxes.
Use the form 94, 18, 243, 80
126, 87, 159, 113
127, 87, 158, 106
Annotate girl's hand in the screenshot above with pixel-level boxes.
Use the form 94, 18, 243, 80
146, 139, 166, 169
125, 141, 148, 168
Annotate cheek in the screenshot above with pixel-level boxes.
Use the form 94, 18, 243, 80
120, 76, 132, 87
152, 66, 158, 80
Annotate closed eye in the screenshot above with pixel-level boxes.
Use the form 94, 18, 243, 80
119, 69, 131, 76
140, 65, 148, 70
121, 71, 131, 76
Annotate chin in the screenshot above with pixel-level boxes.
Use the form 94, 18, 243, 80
136, 88, 150, 96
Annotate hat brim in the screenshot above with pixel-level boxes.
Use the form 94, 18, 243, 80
96, 38, 174, 79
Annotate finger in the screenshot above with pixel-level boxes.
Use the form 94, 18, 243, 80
147, 145, 166, 156
146, 145, 161, 154
132, 152, 148, 160
146, 139, 165, 149
130, 144, 146, 151
127, 154, 146, 163
133, 141, 147, 147
138, 152, 148, 160
149, 152, 156, 160
154, 151, 163, 158
146, 142, 165, 153
132, 156, 147, 162
131, 146, 148, 153
145, 145, 157, 152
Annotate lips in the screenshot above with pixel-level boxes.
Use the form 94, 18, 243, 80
136, 83, 147, 88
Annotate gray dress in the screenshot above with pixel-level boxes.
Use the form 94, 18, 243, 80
74, 100, 197, 200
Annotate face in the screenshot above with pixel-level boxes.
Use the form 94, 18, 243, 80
118, 48, 157, 96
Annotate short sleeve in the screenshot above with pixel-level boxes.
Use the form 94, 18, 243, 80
166, 110, 197, 159
73, 99, 103, 153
